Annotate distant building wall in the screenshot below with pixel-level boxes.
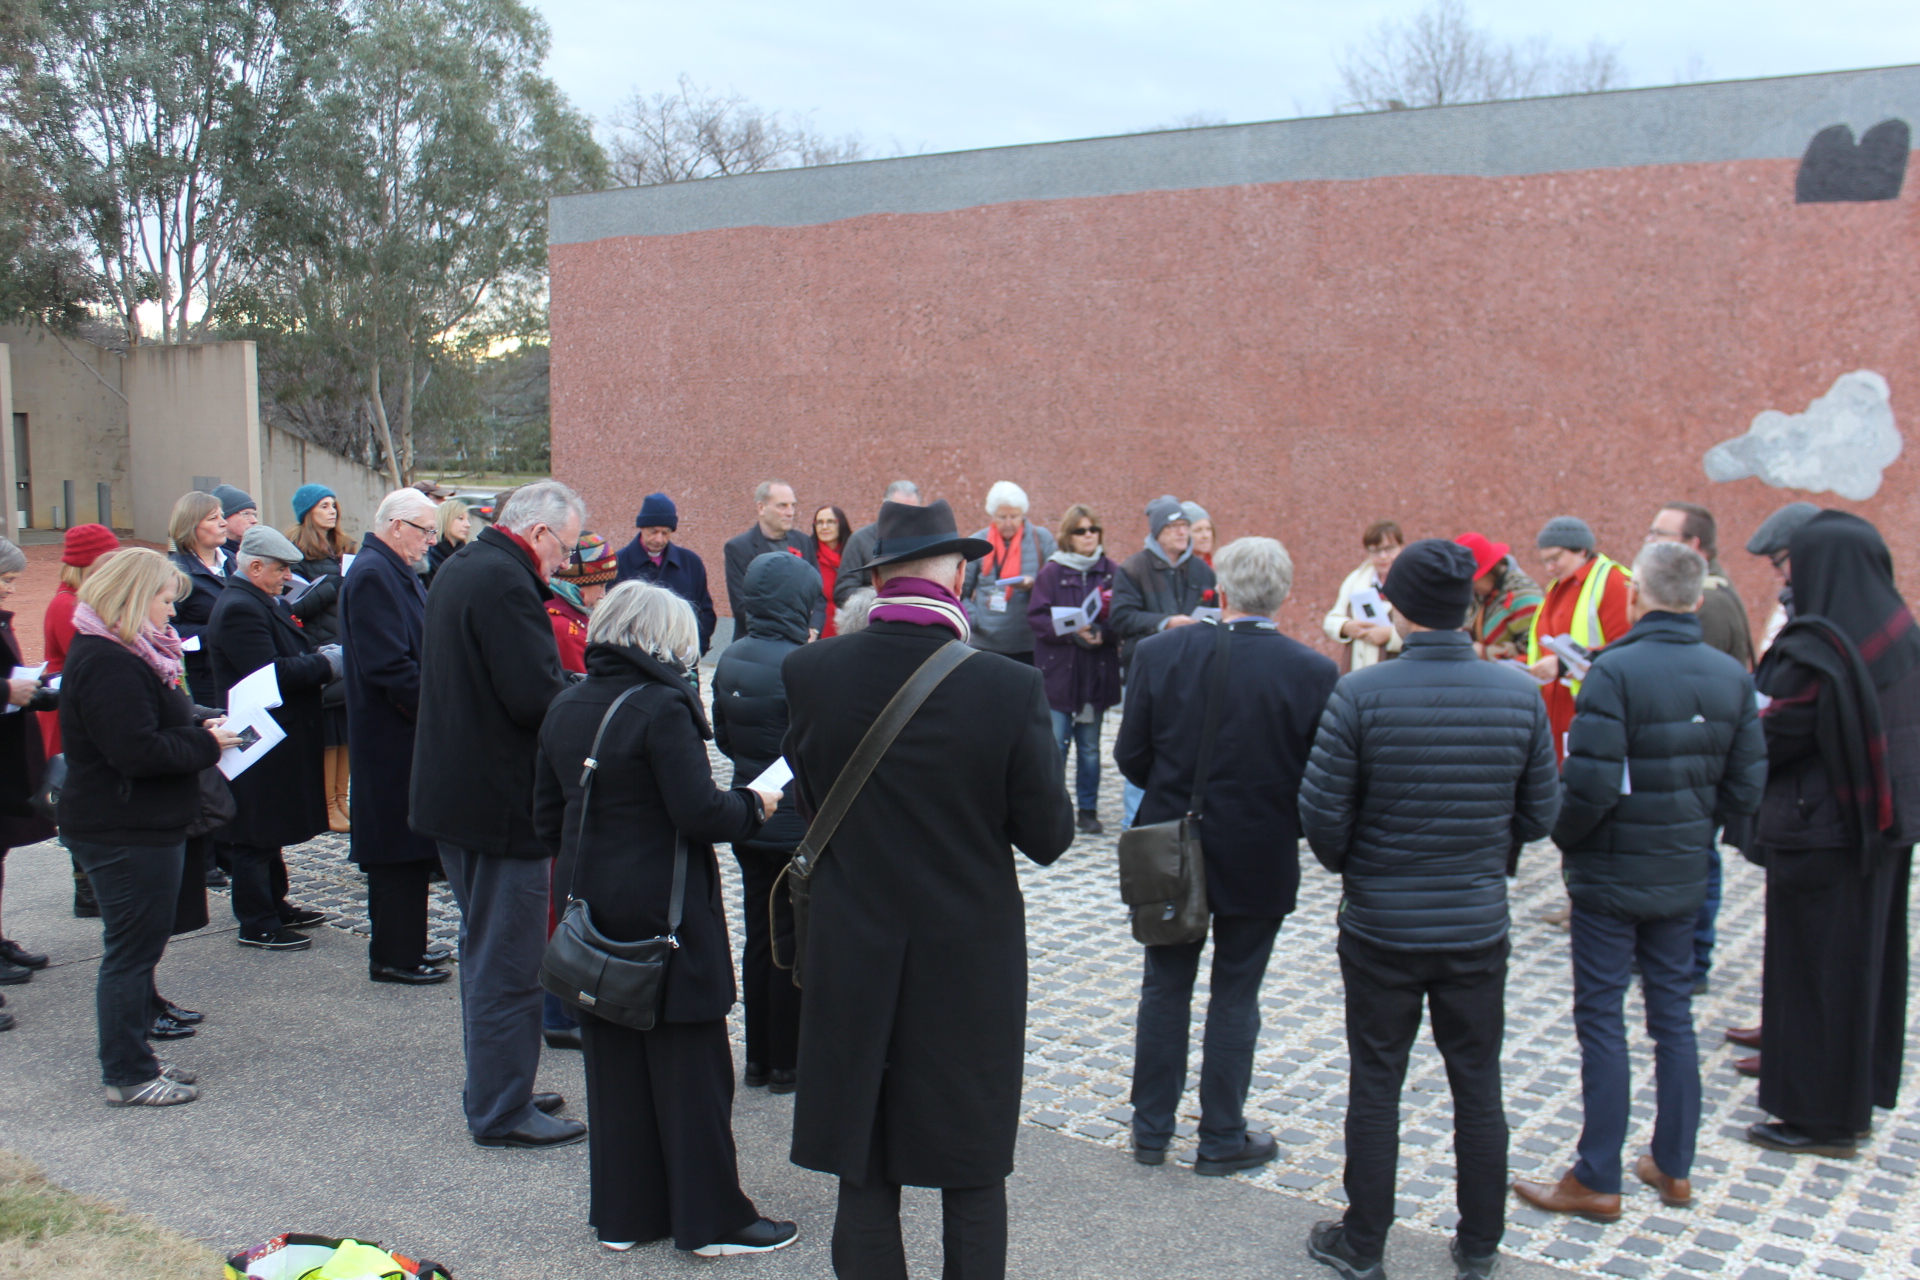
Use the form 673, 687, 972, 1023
125, 341, 263, 544
0, 324, 130, 531
259, 424, 390, 542
549, 65, 1920, 641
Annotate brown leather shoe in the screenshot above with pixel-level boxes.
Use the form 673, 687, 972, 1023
1512, 1172, 1622, 1223
1725, 1025, 1762, 1049
1733, 1054, 1760, 1078
1634, 1154, 1692, 1207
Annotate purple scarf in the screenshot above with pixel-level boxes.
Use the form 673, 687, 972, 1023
73, 601, 186, 688
868, 576, 971, 642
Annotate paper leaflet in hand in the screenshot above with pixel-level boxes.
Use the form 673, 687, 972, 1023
1190, 606, 1222, 622
1049, 588, 1103, 637
748, 757, 793, 792
1541, 633, 1592, 680
217, 663, 288, 780
1498, 657, 1554, 686
2, 664, 43, 714
181, 635, 201, 651
1347, 586, 1388, 624
995, 575, 1025, 587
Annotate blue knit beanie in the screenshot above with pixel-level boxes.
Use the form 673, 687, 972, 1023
291, 483, 336, 526
636, 491, 678, 531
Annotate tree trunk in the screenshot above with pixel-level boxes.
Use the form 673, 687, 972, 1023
366, 363, 404, 490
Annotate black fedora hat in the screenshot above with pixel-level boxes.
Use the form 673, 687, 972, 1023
866, 499, 992, 568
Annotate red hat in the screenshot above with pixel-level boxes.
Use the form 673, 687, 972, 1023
62, 523, 120, 568
1455, 531, 1509, 580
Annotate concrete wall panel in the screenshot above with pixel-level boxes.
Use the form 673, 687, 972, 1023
125, 342, 262, 544
0, 325, 130, 531
259, 425, 390, 543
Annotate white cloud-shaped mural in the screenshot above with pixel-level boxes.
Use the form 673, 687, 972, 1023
1703, 370, 1901, 500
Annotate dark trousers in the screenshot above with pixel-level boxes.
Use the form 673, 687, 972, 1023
1570, 906, 1699, 1191
67, 839, 184, 1088
580, 1014, 758, 1250
216, 841, 292, 938
439, 842, 551, 1137
733, 843, 801, 1072
1048, 709, 1104, 812
365, 858, 435, 969
1693, 843, 1722, 981
833, 1103, 1007, 1280
1760, 845, 1910, 1139
1130, 914, 1281, 1159
1338, 931, 1508, 1261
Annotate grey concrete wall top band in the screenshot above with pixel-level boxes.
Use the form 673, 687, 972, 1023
549, 64, 1920, 245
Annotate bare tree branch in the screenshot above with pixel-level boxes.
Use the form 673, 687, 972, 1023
604, 73, 864, 186
1336, 0, 1627, 113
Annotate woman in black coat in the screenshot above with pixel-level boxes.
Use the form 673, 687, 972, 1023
59, 548, 235, 1105
286, 484, 355, 832
534, 581, 795, 1258
0, 537, 56, 997
208, 530, 336, 949
166, 491, 231, 707
339, 497, 446, 984
711, 551, 819, 1092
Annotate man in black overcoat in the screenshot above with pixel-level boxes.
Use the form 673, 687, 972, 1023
782, 499, 1075, 1279
207, 526, 337, 950
1116, 537, 1339, 1176
339, 488, 448, 986
410, 480, 585, 1150
723, 479, 824, 639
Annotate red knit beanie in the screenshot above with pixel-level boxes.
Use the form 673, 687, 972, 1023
63, 523, 120, 567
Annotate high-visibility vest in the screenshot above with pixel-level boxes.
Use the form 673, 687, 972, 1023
1527, 553, 1630, 696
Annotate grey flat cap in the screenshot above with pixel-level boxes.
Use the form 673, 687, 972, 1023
1745, 502, 1821, 556
1537, 515, 1595, 552
239, 525, 303, 563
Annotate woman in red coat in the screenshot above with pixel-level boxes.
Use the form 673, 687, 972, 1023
41, 524, 121, 756
546, 533, 618, 673
811, 505, 850, 637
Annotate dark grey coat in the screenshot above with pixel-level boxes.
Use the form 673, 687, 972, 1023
1110, 546, 1217, 672
712, 552, 820, 850
207, 579, 332, 849
339, 531, 435, 866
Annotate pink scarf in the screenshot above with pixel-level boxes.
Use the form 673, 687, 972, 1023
73, 601, 186, 688
869, 576, 971, 641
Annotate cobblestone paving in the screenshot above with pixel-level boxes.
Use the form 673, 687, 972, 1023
272, 706, 1920, 1280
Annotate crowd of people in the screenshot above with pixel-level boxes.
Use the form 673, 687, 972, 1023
0, 467, 1910, 1280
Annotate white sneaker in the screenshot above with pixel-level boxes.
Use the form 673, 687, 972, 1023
599, 1241, 637, 1252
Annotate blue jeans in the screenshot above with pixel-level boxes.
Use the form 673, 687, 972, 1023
1570, 906, 1700, 1192
1130, 915, 1282, 1160
1693, 844, 1722, 982
1049, 709, 1104, 811
1123, 781, 1144, 829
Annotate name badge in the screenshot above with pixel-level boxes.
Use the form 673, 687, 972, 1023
988, 590, 1008, 613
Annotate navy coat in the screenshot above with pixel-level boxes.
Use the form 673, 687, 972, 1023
339, 530, 435, 866
208, 578, 332, 849
170, 549, 230, 706
614, 538, 719, 655
1118, 618, 1339, 919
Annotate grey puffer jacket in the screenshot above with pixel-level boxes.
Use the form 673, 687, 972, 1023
1553, 611, 1767, 920
1299, 630, 1560, 951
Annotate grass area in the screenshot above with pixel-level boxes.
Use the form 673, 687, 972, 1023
0, 1149, 221, 1278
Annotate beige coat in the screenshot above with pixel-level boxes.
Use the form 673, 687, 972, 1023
1322, 560, 1404, 671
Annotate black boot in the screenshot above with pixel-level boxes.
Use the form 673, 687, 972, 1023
1076, 809, 1105, 835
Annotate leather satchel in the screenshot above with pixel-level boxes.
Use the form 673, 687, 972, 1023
772, 640, 976, 988
1116, 619, 1232, 946
539, 684, 686, 1031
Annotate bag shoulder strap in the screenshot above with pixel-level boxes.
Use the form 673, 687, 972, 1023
1186, 620, 1234, 818
791, 639, 976, 879
566, 683, 688, 939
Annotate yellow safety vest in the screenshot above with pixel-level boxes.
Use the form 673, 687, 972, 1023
1527, 554, 1630, 696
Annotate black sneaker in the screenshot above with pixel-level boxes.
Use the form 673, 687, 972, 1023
205, 866, 230, 888
279, 907, 328, 930
691, 1218, 798, 1257
148, 1015, 197, 1040
238, 929, 312, 952
1308, 1221, 1386, 1280
1450, 1238, 1497, 1280
1076, 809, 1105, 835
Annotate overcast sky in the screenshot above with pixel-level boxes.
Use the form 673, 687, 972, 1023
528, 0, 1920, 155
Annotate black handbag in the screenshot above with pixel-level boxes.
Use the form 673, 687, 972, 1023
538, 684, 686, 1031
184, 767, 236, 837
771, 640, 976, 988
30, 753, 64, 823
1115, 618, 1232, 946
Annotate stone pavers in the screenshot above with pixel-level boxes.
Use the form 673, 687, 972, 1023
270, 701, 1920, 1280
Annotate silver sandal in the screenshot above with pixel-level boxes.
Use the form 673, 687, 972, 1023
157, 1062, 197, 1085
104, 1076, 198, 1107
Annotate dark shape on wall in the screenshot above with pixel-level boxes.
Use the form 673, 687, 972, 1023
1796, 120, 1910, 202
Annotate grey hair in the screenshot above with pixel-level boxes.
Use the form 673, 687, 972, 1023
0, 537, 24, 577
498, 480, 586, 537
233, 552, 275, 577
875, 552, 964, 585
588, 580, 699, 665
883, 479, 920, 502
836, 587, 877, 634
374, 487, 436, 527
984, 480, 1029, 515
1212, 537, 1295, 617
1632, 541, 1707, 611
754, 479, 792, 505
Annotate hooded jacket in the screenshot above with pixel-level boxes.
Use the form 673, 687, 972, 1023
712, 552, 821, 849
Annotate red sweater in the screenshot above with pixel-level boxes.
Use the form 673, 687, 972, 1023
39, 585, 78, 753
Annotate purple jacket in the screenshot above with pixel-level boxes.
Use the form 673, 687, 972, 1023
1026, 557, 1123, 716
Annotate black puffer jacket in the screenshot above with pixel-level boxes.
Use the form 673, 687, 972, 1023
1299, 629, 1560, 951
1553, 611, 1767, 920
1110, 546, 1216, 672
712, 552, 820, 849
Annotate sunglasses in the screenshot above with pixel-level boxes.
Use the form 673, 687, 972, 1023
1069, 525, 1101, 537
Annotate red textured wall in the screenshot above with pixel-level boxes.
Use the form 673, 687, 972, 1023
551, 155, 1920, 646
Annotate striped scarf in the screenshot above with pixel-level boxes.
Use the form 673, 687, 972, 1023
869, 576, 971, 642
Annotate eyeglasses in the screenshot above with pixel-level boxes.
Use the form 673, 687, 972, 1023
535, 526, 579, 559
1069, 525, 1101, 537
399, 518, 439, 542
1645, 527, 1684, 543
1769, 549, 1790, 569
1366, 543, 1401, 558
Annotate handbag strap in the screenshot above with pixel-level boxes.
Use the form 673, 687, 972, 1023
1186, 619, 1234, 819
566, 683, 688, 940
790, 639, 976, 880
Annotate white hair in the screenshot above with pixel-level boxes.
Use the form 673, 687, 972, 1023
374, 487, 436, 526
984, 481, 1029, 516
883, 480, 920, 503
1632, 541, 1707, 611
589, 581, 699, 666
499, 480, 586, 536
233, 552, 272, 577
875, 553, 963, 585
1213, 537, 1295, 616
836, 587, 877, 634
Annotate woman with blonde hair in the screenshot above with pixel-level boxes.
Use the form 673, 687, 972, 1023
60, 548, 241, 1104
424, 498, 471, 585
286, 485, 357, 830
167, 492, 229, 706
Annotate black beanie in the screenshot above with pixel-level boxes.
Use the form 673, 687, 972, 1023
1383, 539, 1478, 630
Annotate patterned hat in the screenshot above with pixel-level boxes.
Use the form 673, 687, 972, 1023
553, 531, 617, 585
